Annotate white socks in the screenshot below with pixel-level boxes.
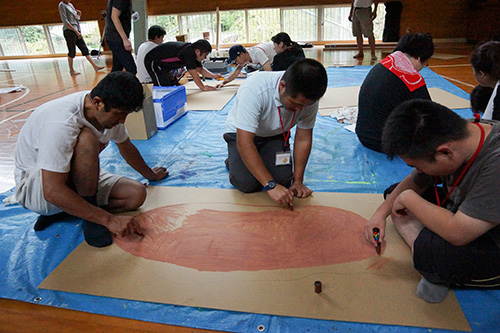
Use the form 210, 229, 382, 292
417, 277, 449, 303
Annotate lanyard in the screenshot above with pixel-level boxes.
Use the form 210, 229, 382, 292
278, 106, 295, 150
275, 75, 295, 150
434, 121, 485, 207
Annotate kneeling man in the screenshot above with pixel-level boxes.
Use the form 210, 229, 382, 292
14, 72, 169, 247
223, 59, 328, 208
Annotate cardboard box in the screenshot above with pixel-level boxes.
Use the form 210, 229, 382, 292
125, 84, 158, 140
175, 34, 187, 42
153, 85, 187, 130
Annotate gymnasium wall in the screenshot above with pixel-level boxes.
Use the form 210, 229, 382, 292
0, 0, 496, 41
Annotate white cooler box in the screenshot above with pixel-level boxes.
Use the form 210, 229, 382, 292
152, 85, 188, 130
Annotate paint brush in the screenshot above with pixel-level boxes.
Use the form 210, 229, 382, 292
373, 227, 381, 255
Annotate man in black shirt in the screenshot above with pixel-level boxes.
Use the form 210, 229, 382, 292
105, 0, 137, 74
144, 39, 222, 90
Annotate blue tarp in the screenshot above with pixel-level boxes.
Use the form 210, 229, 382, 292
1, 66, 499, 332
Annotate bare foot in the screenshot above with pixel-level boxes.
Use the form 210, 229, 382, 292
94, 66, 105, 72
353, 53, 364, 59
70, 71, 81, 76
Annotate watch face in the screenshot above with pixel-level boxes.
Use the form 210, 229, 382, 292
268, 181, 276, 190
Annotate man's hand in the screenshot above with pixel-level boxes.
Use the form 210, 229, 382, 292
290, 182, 313, 198
107, 215, 145, 237
122, 38, 132, 52
215, 81, 227, 89
392, 189, 413, 218
364, 214, 386, 247
201, 85, 217, 91
267, 184, 294, 208
147, 166, 169, 181
212, 74, 224, 80
348, 13, 353, 22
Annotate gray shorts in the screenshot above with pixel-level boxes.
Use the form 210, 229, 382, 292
223, 132, 293, 193
15, 168, 122, 215
352, 7, 374, 38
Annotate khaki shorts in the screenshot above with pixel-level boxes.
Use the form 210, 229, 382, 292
15, 168, 122, 215
352, 7, 374, 38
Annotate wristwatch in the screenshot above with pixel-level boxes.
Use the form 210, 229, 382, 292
262, 180, 276, 192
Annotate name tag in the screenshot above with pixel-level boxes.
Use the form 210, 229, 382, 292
276, 151, 291, 166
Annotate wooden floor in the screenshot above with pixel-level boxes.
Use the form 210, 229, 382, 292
0, 42, 479, 332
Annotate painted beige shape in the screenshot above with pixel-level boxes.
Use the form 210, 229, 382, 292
428, 87, 471, 109
185, 88, 237, 111
431, 53, 466, 60
318, 86, 360, 115
182, 80, 243, 90
39, 187, 471, 331
318, 86, 471, 116
182, 79, 243, 111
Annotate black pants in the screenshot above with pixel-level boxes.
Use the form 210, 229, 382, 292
223, 133, 293, 193
106, 39, 137, 74
144, 55, 181, 86
63, 30, 89, 58
385, 183, 500, 287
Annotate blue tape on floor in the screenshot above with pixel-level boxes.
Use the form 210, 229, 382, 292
1, 66, 498, 332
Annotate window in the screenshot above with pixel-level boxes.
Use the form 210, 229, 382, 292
148, 15, 179, 42
179, 13, 216, 43
20, 25, 48, 55
48, 24, 67, 54
323, 5, 385, 41
0, 28, 26, 56
323, 6, 352, 41
0, 5, 387, 57
0, 21, 102, 57
247, 8, 280, 43
220, 11, 245, 44
79, 21, 102, 51
282, 8, 318, 42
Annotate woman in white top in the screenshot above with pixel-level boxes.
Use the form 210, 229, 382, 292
58, 0, 105, 75
470, 41, 500, 120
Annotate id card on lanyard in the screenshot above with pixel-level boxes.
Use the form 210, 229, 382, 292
276, 106, 295, 166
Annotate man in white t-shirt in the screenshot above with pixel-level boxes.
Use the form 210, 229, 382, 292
136, 25, 166, 83
223, 59, 327, 208
247, 42, 276, 69
220, 43, 277, 86
14, 72, 169, 247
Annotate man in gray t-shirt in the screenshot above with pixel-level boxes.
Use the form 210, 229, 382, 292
365, 99, 500, 304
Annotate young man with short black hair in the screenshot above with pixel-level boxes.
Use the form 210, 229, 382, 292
223, 59, 328, 208
145, 39, 222, 90
365, 99, 500, 303
136, 25, 166, 83
14, 72, 168, 248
